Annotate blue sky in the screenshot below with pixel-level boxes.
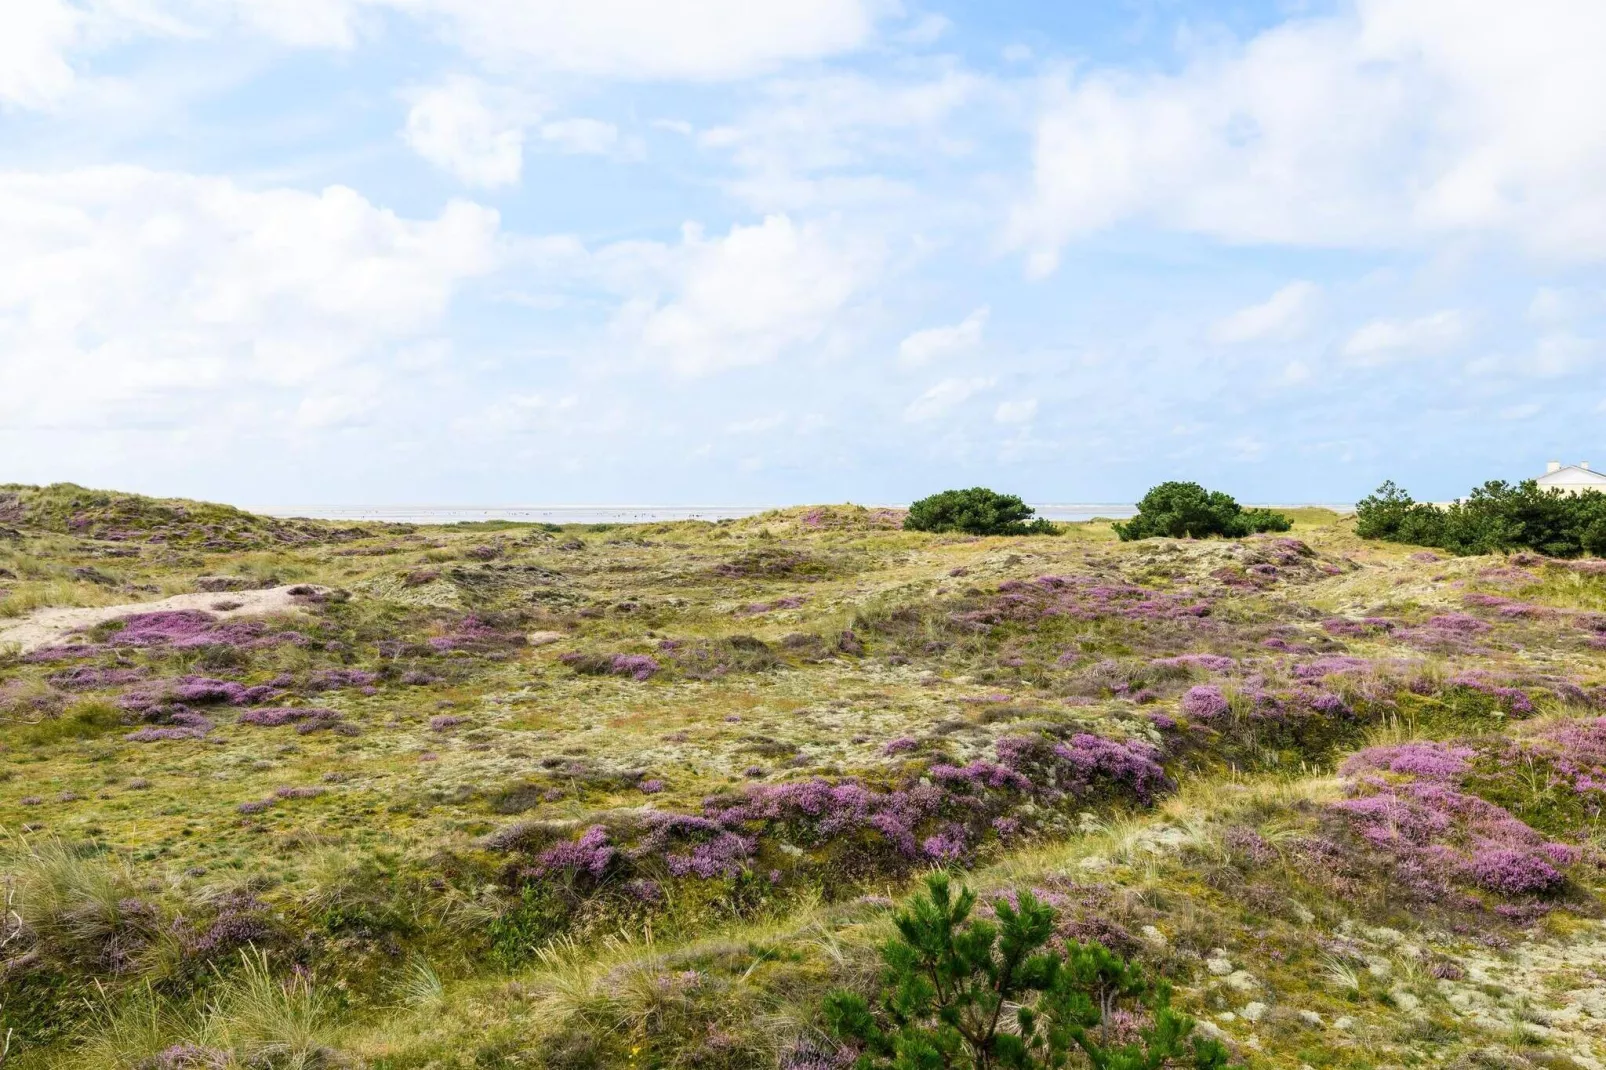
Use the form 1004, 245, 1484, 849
3, 0, 1604, 507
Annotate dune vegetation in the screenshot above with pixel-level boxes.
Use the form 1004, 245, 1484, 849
4, 483, 1606, 1069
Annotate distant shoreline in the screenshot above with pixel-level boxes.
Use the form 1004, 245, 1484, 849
249, 503, 1354, 525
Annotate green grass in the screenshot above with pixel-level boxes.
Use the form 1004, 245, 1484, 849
3, 493, 1606, 1068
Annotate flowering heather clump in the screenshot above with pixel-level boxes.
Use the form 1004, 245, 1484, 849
430, 714, 469, 731
1509, 717, 1606, 796
125, 709, 214, 741
960, 575, 1211, 630
921, 825, 969, 861
1343, 741, 1474, 782
1468, 848, 1564, 896
882, 736, 919, 756
120, 676, 280, 716
273, 785, 325, 800
1410, 551, 1442, 562
639, 779, 665, 794
1047, 734, 1171, 804
425, 613, 525, 652
1150, 654, 1235, 673
559, 651, 661, 680
1180, 685, 1229, 720
238, 706, 341, 731
1430, 614, 1491, 633
1462, 593, 1546, 618
20, 642, 106, 662
65, 610, 307, 654
1449, 672, 1536, 714
101, 610, 216, 645
187, 897, 274, 958
1322, 617, 1394, 638
660, 829, 759, 878
1291, 656, 1369, 680
1310, 687, 1349, 713
1333, 741, 1575, 904
929, 761, 1034, 793
611, 654, 660, 680
1223, 825, 1278, 865
47, 666, 146, 689
0, 680, 64, 716
625, 878, 663, 902
1401, 614, 1495, 653
534, 825, 615, 878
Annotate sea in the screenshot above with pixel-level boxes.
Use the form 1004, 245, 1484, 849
251, 503, 1148, 525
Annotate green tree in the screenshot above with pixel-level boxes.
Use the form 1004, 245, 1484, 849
1353, 480, 1447, 545
905, 489, 1058, 536
1354, 479, 1606, 558
823, 873, 1228, 1069
1114, 482, 1290, 541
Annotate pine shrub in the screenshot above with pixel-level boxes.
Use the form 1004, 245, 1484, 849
823, 873, 1228, 1069
1114, 482, 1290, 541
904, 489, 1058, 536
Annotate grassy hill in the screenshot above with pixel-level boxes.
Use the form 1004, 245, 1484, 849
0, 483, 378, 549
2, 493, 1604, 1068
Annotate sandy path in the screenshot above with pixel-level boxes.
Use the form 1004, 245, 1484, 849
0, 586, 322, 654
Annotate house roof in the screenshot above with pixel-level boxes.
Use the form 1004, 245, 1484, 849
1538, 464, 1606, 482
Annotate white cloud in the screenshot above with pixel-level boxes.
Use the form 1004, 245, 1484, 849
1528, 332, 1597, 377
898, 306, 989, 366
1528, 287, 1578, 325
1210, 281, 1319, 344
400, 0, 884, 81
614, 214, 880, 376
295, 384, 379, 429
404, 76, 526, 188
1010, 0, 1606, 273
225, 0, 364, 48
994, 398, 1037, 424
0, 167, 500, 431
1342, 310, 1467, 363
701, 70, 986, 210
903, 376, 993, 422
897, 14, 951, 46
2, 0, 82, 108
4, 0, 886, 117
540, 118, 618, 155
725, 413, 787, 434
468, 392, 584, 436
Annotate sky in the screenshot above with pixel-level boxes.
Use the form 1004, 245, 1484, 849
2, 0, 1605, 507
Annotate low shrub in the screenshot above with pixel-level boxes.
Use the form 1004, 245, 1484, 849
1355, 478, 1606, 557
1115, 482, 1290, 541
904, 488, 1058, 536
822, 873, 1227, 1069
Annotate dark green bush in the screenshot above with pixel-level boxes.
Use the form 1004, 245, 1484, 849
1114, 482, 1291, 541
1355, 479, 1606, 557
823, 873, 1227, 1069
904, 489, 1058, 536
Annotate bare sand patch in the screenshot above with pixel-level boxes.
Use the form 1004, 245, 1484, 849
0, 585, 323, 654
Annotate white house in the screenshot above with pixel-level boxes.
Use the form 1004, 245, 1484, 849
1537, 461, 1606, 495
